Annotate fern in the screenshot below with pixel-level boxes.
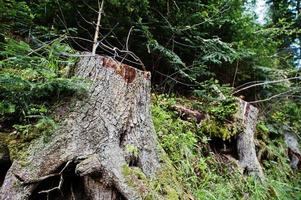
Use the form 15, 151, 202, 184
0, 38, 87, 128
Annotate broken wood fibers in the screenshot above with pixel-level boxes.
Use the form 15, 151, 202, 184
102, 56, 150, 84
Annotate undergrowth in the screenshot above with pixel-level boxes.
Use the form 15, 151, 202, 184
0, 37, 88, 161
151, 94, 301, 200
0, 38, 88, 129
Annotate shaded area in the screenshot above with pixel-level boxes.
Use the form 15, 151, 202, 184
0, 141, 11, 187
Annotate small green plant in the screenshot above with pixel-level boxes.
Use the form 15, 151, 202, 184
0, 37, 88, 129
4, 117, 57, 161
122, 162, 186, 199
125, 144, 139, 157
200, 119, 241, 140
151, 94, 301, 199
194, 80, 238, 122
12, 117, 57, 140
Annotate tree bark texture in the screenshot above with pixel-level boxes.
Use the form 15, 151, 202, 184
285, 132, 301, 170
0, 53, 159, 200
236, 99, 264, 180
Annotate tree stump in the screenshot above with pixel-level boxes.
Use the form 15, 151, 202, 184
0, 53, 159, 200
236, 99, 264, 181
285, 132, 301, 170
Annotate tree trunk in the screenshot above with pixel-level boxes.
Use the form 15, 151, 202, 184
0, 53, 160, 200
236, 99, 264, 181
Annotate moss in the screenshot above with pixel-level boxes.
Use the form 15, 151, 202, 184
165, 186, 179, 200
125, 144, 139, 157
122, 165, 149, 198
0, 117, 57, 163
122, 159, 188, 200
200, 118, 242, 140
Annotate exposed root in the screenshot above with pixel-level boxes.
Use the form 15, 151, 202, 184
15, 160, 73, 186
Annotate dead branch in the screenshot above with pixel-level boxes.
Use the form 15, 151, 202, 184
37, 160, 73, 196
249, 88, 299, 104
172, 105, 205, 123
76, 10, 96, 26
92, 0, 104, 55
118, 26, 134, 67
232, 76, 301, 95
232, 60, 239, 87
126, 26, 134, 51
98, 41, 146, 71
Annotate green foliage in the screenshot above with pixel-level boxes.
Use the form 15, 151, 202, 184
3, 0, 295, 99
194, 80, 238, 121
152, 94, 301, 199
257, 121, 270, 135
0, 0, 34, 36
200, 119, 241, 141
152, 90, 240, 141
192, 81, 241, 140
0, 37, 87, 128
122, 162, 186, 199
125, 144, 139, 157
208, 99, 238, 122
3, 117, 57, 161
1, 1, 301, 199
262, 99, 301, 137
152, 94, 204, 194
13, 117, 56, 140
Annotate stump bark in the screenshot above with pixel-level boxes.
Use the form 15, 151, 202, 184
0, 53, 159, 200
284, 132, 301, 170
236, 100, 264, 180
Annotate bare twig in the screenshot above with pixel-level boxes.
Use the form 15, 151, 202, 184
98, 41, 146, 71
232, 76, 301, 95
97, 44, 142, 65
56, 14, 90, 51
76, 21, 94, 39
56, 0, 67, 29
92, 0, 104, 55
179, 3, 230, 31
154, 70, 198, 87
76, 10, 96, 26
38, 174, 64, 195
234, 80, 263, 90
118, 26, 134, 66
27, 40, 54, 56
81, 0, 99, 13
249, 88, 299, 104
99, 23, 119, 43
126, 26, 134, 51
232, 60, 239, 87
38, 160, 73, 195
67, 36, 94, 43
